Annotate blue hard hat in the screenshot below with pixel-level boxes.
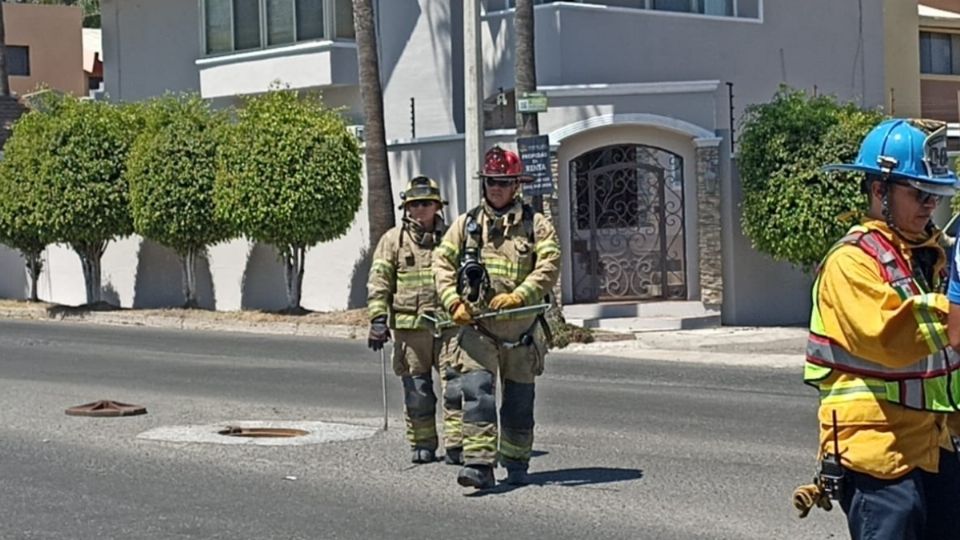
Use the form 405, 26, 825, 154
824, 118, 957, 196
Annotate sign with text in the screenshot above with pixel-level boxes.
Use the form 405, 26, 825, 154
518, 135, 554, 197
517, 92, 548, 113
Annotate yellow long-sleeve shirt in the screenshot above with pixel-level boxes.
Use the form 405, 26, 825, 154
814, 219, 952, 479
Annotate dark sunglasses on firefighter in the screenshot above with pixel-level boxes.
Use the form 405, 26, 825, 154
484, 177, 517, 188
890, 180, 943, 205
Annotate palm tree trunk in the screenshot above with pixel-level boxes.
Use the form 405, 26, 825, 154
0, 0, 9, 97
515, 0, 566, 338
352, 0, 394, 249
514, 0, 538, 139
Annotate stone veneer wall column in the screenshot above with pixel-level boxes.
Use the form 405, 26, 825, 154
695, 141, 723, 307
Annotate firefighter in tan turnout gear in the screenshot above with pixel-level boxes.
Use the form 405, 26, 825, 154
434, 146, 561, 490
366, 176, 464, 465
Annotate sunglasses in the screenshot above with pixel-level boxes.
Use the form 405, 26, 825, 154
891, 182, 943, 205
484, 177, 516, 188
406, 200, 436, 209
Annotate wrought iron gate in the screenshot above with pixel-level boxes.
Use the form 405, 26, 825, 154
570, 144, 687, 302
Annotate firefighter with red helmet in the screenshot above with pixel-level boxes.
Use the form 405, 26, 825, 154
367, 176, 464, 465
433, 146, 561, 489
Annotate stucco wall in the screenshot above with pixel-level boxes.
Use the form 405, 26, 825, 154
0, 204, 371, 313
481, 2, 886, 116
377, 0, 463, 140
102, 0, 201, 101
721, 161, 812, 326
884, 0, 922, 117
4, 3, 86, 97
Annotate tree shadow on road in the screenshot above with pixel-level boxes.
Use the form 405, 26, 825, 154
464, 467, 643, 497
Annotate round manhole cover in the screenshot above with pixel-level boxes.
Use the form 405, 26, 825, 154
218, 426, 308, 438
138, 421, 379, 446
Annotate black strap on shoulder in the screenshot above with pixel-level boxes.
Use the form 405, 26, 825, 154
460, 203, 538, 262
462, 205, 484, 257
521, 204, 536, 243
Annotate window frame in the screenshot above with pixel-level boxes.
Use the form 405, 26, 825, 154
920, 30, 960, 77
7, 45, 30, 77
199, 0, 352, 57
486, 0, 754, 20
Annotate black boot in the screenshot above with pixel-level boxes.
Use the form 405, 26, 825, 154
457, 464, 495, 489
444, 447, 464, 465
411, 448, 435, 464
504, 463, 529, 485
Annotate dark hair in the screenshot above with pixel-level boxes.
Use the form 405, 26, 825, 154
861, 174, 885, 195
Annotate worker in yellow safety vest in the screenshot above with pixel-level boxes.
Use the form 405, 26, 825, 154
800, 118, 960, 539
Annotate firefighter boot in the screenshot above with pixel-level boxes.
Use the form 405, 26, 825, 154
445, 447, 464, 465
503, 461, 529, 485
412, 448, 436, 464
457, 464, 495, 489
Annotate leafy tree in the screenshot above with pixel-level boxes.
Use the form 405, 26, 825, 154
215, 89, 362, 312
126, 94, 231, 308
0, 110, 56, 300
15, 94, 139, 305
738, 87, 884, 270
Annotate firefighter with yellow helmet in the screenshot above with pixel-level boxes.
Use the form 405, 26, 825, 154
366, 176, 464, 465
433, 146, 561, 490
798, 119, 960, 538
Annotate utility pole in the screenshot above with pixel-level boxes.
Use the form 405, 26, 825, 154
464, 0, 484, 211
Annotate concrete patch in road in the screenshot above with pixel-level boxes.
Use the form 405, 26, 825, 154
137, 420, 378, 446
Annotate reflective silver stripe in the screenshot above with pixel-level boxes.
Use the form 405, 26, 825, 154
807, 334, 952, 379
857, 233, 914, 286
901, 379, 925, 409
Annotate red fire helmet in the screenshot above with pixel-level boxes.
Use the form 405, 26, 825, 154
479, 146, 532, 181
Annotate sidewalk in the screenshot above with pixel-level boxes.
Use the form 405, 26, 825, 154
0, 300, 807, 368
563, 326, 806, 368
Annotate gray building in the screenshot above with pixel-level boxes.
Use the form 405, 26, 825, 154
0, 0, 904, 325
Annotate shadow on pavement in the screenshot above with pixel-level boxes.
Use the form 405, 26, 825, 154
465, 467, 643, 497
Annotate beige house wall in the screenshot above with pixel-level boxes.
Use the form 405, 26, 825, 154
884, 0, 922, 117
3, 3, 85, 97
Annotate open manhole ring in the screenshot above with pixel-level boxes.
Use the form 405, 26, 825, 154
65, 400, 147, 417
218, 426, 309, 438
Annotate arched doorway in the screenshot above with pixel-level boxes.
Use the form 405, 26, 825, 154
569, 144, 687, 303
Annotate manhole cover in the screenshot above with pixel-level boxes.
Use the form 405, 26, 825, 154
218, 426, 308, 438
138, 421, 379, 446
66, 400, 147, 417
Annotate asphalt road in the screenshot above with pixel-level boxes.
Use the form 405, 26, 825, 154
0, 319, 846, 539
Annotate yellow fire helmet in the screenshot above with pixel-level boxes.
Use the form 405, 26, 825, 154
398, 176, 447, 209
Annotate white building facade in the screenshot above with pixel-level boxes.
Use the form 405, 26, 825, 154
0, 0, 902, 324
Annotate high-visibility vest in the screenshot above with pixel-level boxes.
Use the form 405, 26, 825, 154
804, 225, 960, 412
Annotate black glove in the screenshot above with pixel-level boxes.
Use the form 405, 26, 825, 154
368, 316, 390, 351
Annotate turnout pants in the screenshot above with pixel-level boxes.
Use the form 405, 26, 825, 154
392, 328, 463, 451
840, 449, 960, 540
451, 318, 547, 468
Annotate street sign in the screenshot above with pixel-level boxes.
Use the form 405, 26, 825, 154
518, 135, 554, 197
517, 92, 548, 113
